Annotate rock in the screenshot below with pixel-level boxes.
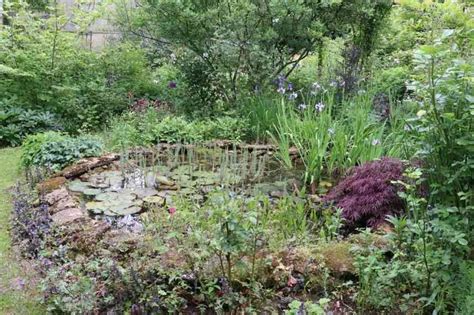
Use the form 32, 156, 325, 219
37, 177, 67, 194
51, 208, 85, 225
317, 241, 354, 274
103, 229, 141, 253
44, 188, 69, 205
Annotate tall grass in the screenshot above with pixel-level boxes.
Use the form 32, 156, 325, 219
268, 89, 405, 186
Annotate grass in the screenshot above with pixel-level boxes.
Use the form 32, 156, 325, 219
0, 147, 44, 314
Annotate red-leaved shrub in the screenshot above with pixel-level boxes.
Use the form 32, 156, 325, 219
324, 157, 406, 230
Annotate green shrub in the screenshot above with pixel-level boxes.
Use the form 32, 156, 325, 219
104, 110, 249, 149
0, 106, 59, 147
21, 132, 103, 171
0, 5, 158, 135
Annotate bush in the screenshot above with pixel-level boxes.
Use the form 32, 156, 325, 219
0, 5, 158, 135
0, 106, 60, 147
324, 158, 406, 230
21, 132, 103, 171
104, 110, 249, 149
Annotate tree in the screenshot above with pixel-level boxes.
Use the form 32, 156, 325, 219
117, 0, 392, 109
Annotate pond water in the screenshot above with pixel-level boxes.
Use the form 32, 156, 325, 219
67, 145, 305, 218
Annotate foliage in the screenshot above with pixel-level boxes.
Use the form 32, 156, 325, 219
21, 131, 103, 171
286, 298, 330, 315
324, 158, 406, 230
104, 110, 249, 149
354, 168, 472, 313
0, 105, 59, 147
0, 2, 158, 134
118, 0, 392, 111
268, 87, 403, 186
11, 185, 51, 258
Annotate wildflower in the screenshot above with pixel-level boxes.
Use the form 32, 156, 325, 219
168, 207, 176, 215
170, 53, 177, 62
372, 139, 381, 146
315, 102, 325, 112
288, 92, 298, 100
168, 81, 177, 89
203, 52, 209, 58
277, 86, 286, 94
328, 128, 335, 135
311, 82, 321, 90
329, 80, 338, 88
298, 103, 307, 110
287, 82, 294, 91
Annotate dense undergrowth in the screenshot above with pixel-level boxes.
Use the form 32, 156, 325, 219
1, 0, 473, 313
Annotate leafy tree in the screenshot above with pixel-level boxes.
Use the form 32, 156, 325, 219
117, 0, 392, 111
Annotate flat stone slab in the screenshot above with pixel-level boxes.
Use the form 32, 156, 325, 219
51, 208, 85, 225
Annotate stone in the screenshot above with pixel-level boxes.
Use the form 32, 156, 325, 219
37, 177, 67, 194
44, 188, 69, 205
51, 208, 85, 225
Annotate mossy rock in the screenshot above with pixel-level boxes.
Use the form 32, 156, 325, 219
37, 177, 67, 194
316, 241, 355, 274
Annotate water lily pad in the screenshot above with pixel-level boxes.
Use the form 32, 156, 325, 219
68, 180, 89, 193
143, 195, 165, 207
83, 188, 102, 196
155, 175, 175, 187
105, 206, 142, 216
131, 187, 159, 199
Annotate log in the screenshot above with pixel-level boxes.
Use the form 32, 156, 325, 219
55, 154, 120, 179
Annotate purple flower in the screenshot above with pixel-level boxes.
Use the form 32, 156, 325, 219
288, 92, 298, 100
287, 82, 294, 91
372, 139, 381, 146
168, 81, 177, 89
315, 102, 325, 112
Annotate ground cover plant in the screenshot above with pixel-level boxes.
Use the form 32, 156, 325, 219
1, 0, 473, 314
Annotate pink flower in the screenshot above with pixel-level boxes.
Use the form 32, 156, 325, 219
168, 207, 176, 215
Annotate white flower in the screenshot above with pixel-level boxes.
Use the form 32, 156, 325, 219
311, 82, 321, 90
372, 139, 381, 146
203, 52, 209, 58
328, 128, 335, 135
277, 86, 286, 94
288, 92, 298, 100
315, 102, 325, 112
298, 103, 307, 110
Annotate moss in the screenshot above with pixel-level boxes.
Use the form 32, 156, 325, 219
36, 176, 66, 194
317, 241, 355, 275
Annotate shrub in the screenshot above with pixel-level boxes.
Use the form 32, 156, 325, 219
21, 132, 103, 171
324, 158, 406, 230
0, 5, 158, 134
105, 110, 248, 149
0, 106, 60, 147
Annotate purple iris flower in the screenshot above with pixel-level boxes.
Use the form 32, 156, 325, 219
168, 81, 177, 89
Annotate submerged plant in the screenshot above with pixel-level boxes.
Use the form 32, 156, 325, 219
324, 158, 406, 230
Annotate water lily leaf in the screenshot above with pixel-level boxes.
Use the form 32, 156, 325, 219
143, 195, 165, 207
83, 188, 102, 196
156, 175, 175, 186
68, 180, 89, 193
